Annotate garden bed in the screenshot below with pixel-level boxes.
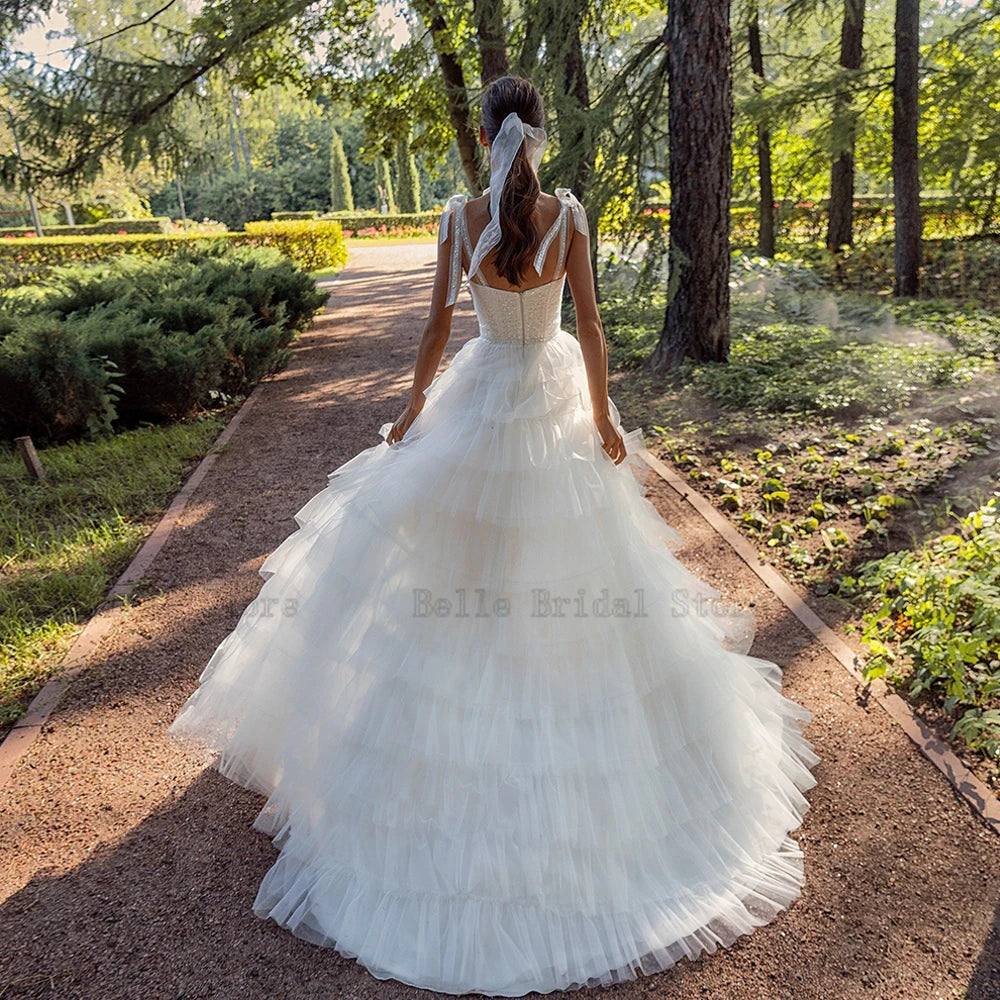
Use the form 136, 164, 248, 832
602, 247, 1000, 786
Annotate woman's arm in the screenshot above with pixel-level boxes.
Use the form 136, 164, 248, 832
386, 218, 458, 445
564, 216, 627, 465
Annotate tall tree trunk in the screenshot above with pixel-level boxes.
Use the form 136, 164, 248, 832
412, 0, 483, 194
553, 10, 592, 197
649, 0, 733, 372
230, 87, 252, 174
748, 4, 774, 257
475, 0, 509, 85
893, 0, 921, 295
531, 5, 598, 296
827, 0, 865, 252
228, 116, 241, 172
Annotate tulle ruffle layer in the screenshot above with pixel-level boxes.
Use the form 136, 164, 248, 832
166, 325, 819, 995
249, 834, 808, 996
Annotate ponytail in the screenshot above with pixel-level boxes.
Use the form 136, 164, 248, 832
480, 75, 545, 285
494, 143, 542, 285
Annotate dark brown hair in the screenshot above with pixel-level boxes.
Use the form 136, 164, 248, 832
480, 75, 544, 285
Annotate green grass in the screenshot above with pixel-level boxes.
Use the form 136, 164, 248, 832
601, 249, 1000, 779
0, 415, 224, 728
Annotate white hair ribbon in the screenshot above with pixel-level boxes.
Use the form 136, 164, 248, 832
466, 110, 547, 284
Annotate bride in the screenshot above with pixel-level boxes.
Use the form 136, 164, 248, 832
167, 74, 819, 996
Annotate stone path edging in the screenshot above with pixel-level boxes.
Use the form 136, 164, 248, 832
0, 383, 267, 789
641, 448, 1000, 838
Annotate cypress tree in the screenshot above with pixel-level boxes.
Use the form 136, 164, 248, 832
329, 128, 354, 212
394, 137, 421, 214
375, 156, 395, 213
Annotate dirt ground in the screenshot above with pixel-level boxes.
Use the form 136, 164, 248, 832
1, 244, 998, 1000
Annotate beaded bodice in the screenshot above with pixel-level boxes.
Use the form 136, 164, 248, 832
438, 188, 588, 349
469, 275, 567, 346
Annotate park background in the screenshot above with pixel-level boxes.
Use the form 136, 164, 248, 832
1, 0, 998, 809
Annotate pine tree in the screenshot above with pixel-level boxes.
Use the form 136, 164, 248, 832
375, 156, 395, 213
394, 137, 421, 214
329, 128, 354, 212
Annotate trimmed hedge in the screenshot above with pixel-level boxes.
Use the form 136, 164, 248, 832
0, 217, 173, 238
271, 211, 321, 220
0, 221, 348, 287
272, 209, 444, 229
638, 197, 998, 247
325, 209, 442, 231
0, 243, 329, 442
243, 219, 349, 272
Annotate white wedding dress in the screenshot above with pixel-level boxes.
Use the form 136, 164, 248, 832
167, 188, 819, 996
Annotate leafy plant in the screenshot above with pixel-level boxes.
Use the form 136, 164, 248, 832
843, 496, 1000, 759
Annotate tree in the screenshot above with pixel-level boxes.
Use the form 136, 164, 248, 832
827, 0, 866, 252
747, 2, 775, 257
395, 135, 421, 213
410, 0, 484, 193
475, 0, 509, 84
329, 127, 354, 211
0, 0, 375, 187
375, 156, 396, 212
649, 0, 733, 372
893, 0, 922, 295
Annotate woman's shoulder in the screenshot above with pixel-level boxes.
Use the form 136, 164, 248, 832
441, 187, 579, 208
438, 187, 587, 238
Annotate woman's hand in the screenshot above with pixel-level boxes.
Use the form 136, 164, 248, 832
594, 413, 626, 465
387, 401, 423, 445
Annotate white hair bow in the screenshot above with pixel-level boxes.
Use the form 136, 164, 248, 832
466, 111, 547, 284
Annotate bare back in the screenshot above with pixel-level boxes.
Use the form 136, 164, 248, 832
462, 192, 566, 292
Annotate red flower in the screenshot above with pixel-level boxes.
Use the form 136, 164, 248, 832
118, 229, 128, 235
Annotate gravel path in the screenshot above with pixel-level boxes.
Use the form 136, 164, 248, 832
1, 244, 998, 1000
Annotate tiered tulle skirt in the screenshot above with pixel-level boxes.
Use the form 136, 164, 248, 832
167, 326, 819, 996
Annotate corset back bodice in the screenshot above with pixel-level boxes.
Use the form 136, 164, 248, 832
469, 275, 566, 346
438, 188, 590, 351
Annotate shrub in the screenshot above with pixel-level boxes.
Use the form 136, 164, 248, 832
0, 222, 348, 287
0, 316, 121, 440
325, 209, 441, 230
242, 219, 348, 272
0, 217, 173, 238
271, 211, 321, 220
0, 244, 327, 441
843, 496, 1000, 761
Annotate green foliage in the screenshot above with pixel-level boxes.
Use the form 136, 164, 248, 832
375, 156, 396, 213
677, 322, 988, 418
394, 136, 421, 214
0, 417, 224, 728
173, 171, 290, 230
328, 208, 441, 230
0, 244, 328, 441
271, 211, 321, 220
329, 128, 355, 212
1, 2, 379, 187
0, 220, 348, 287
242, 219, 348, 272
842, 496, 1000, 761
0, 218, 172, 238
0, 317, 122, 442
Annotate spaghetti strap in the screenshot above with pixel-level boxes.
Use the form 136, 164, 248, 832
439, 194, 470, 307
440, 188, 588, 305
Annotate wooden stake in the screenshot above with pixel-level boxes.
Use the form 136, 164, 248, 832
14, 436, 45, 480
